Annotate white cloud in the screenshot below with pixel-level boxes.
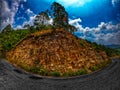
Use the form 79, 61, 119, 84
69, 18, 82, 25
14, 8, 36, 29
0, 0, 29, 31
44, 0, 92, 7
48, 16, 53, 25
17, 9, 54, 29
25, 9, 34, 15
112, 0, 120, 6
69, 18, 120, 45
15, 25, 23, 29
26, 15, 36, 26
0, 0, 21, 31
56, 0, 92, 7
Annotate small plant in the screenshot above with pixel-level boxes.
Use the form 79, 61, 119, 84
38, 69, 46, 75
30, 67, 41, 73
63, 69, 88, 77
77, 69, 88, 75
79, 42, 85, 47
89, 66, 98, 71
51, 71, 61, 77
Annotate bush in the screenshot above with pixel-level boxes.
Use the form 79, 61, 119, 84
89, 66, 99, 71
63, 69, 88, 77
77, 69, 88, 75
51, 71, 61, 77
0, 29, 30, 50
79, 41, 85, 47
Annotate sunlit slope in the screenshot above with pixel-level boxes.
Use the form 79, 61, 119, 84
7, 29, 111, 76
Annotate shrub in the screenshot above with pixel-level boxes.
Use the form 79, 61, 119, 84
51, 71, 61, 77
89, 66, 98, 71
77, 69, 88, 75
79, 41, 85, 47
0, 29, 30, 51
63, 69, 88, 77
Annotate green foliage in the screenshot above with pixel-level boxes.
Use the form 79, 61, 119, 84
0, 29, 30, 50
88, 42, 120, 57
79, 41, 85, 47
63, 69, 88, 77
89, 66, 99, 71
35, 25, 53, 31
34, 11, 50, 27
29, 67, 60, 76
2, 24, 12, 33
51, 71, 61, 77
51, 2, 68, 28
67, 25, 77, 33
89, 60, 112, 72
76, 69, 88, 75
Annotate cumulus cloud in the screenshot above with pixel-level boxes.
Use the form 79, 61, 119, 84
0, 0, 28, 31
0, 0, 21, 31
14, 8, 36, 29
69, 18, 82, 25
69, 18, 120, 45
56, 0, 92, 7
25, 9, 34, 16
16, 5, 55, 29
44, 0, 92, 7
15, 8, 53, 29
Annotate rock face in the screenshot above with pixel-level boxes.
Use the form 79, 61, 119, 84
7, 29, 111, 74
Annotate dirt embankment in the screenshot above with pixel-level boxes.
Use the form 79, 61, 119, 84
7, 29, 111, 74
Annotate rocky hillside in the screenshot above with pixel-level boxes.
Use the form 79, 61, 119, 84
7, 29, 111, 76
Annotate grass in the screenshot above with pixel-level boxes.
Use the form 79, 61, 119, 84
63, 69, 88, 77
89, 66, 99, 71
89, 60, 112, 72
10, 60, 89, 77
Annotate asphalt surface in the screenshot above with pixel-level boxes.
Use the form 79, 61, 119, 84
0, 59, 120, 90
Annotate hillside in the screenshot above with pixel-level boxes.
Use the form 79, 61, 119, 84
6, 29, 111, 76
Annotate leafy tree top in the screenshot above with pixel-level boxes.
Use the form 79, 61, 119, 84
2, 24, 12, 33
51, 2, 68, 27
34, 11, 50, 26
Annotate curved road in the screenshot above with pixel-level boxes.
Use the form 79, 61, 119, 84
0, 59, 120, 90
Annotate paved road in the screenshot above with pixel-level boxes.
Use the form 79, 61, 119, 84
0, 59, 120, 90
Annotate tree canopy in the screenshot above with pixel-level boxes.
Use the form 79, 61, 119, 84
51, 2, 68, 28
2, 24, 12, 33
34, 11, 50, 27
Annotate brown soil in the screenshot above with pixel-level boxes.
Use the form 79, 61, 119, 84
6, 29, 111, 74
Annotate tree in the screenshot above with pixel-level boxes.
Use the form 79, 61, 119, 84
51, 2, 68, 28
23, 23, 30, 29
68, 25, 77, 33
34, 11, 50, 27
2, 24, 12, 33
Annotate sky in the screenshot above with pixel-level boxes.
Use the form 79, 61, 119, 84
0, 0, 120, 45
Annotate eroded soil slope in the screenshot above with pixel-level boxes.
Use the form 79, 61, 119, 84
7, 29, 111, 74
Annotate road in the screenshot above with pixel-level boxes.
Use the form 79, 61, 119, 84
0, 59, 120, 90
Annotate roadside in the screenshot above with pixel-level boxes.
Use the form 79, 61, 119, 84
0, 59, 120, 90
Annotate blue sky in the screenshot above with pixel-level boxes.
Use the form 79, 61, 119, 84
0, 0, 120, 45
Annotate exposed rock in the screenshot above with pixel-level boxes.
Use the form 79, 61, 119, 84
7, 29, 111, 75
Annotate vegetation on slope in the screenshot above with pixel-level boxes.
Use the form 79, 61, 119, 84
0, 2, 119, 77
6, 29, 112, 76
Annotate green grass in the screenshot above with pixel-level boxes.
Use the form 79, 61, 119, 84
89, 60, 112, 72
89, 66, 99, 71
63, 69, 88, 77
12, 61, 89, 77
